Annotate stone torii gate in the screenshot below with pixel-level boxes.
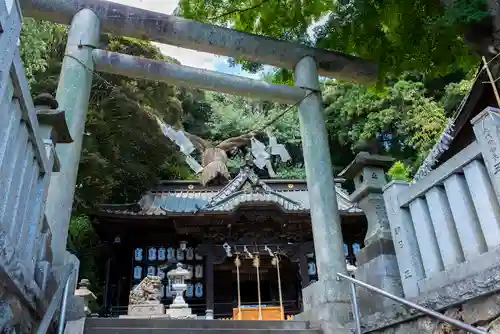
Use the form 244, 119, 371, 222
20, 0, 377, 332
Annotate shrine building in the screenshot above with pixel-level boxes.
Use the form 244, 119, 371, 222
92, 166, 367, 319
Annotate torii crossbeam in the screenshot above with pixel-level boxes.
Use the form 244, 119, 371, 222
20, 0, 377, 83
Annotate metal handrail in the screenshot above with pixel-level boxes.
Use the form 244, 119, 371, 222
336, 272, 488, 334
36, 264, 74, 334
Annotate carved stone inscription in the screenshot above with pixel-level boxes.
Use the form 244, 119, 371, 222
383, 182, 425, 298
360, 194, 390, 244
472, 107, 500, 201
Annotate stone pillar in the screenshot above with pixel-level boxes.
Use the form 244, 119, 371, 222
471, 107, 500, 250
65, 278, 97, 322
205, 248, 214, 317
31, 93, 72, 298
408, 198, 444, 277
294, 56, 350, 333
44, 9, 100, 268
74, 279, 97, 315
297, 247, 310, 288
339, 152, 403, 315
383, 181, 425, 298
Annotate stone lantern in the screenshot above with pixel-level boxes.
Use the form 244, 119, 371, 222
74, 279, 97, 315
165, 263, 196, 318
339, 147, 403, 314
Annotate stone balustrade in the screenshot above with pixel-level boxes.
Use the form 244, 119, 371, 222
384, 129, 500, 299
0, 0, 74, 331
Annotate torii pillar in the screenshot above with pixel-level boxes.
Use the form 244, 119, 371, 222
294, 56, 351, 333
44, 9, 100, 270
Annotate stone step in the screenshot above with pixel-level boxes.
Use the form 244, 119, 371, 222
85, 319, 311, 330
84, 328, 320, 334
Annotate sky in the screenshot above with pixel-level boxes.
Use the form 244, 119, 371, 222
109, 0, 264, 79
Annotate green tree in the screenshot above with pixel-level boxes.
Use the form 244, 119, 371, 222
67, 215, 104, 304
205, 92, 305, 178
24, 23, 203, 208
20, 20, 213, 304
179, 0, 487, 79
387, 161, 412, 182
323, 79, 449, 173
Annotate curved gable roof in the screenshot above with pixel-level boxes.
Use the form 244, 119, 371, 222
98, 168, 362, 216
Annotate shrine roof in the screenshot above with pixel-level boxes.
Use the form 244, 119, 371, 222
98, 168, 362, 216
414, 64, 498, 180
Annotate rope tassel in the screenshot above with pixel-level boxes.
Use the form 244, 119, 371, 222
272, 255, 284, 320
235, 255, 242, 320
253, 255, 262, 320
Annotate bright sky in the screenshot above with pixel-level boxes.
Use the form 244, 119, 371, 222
109, 0, 263, 78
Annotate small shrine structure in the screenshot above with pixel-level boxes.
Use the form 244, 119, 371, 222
92, 166, 366, 318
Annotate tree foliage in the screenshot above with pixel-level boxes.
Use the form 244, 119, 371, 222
20, 20, 213, 298
22, 21, 207, 209
203, 92, 305, 177
67, 215, 103, 305
179, 0, 486, 79
387, 161, 412, 182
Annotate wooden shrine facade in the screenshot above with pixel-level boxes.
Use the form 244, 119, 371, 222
92, 167, 367, 318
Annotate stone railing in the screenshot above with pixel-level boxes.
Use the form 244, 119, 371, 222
384, 109, 500, 299
0, 0, 72, 332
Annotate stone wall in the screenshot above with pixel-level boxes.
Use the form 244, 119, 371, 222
369, 292, 500, 333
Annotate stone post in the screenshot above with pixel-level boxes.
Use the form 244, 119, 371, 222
32, 93, 72, 297
74, 279, 96, 315
339, 151, 403, 315
471, 107, 500, 201
205, 249, 214, 319
44, 9, 100, 269
64, 278, 96, 328
294, 56, 350, 333
383, 181, 425, 298
471, 108, 500, 252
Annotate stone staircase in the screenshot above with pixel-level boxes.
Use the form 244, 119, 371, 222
83, 318, 320, 334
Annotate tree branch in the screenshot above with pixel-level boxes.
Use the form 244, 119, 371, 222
209, 0, 272, 21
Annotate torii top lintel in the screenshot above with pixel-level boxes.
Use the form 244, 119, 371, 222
20, 0, 377, 83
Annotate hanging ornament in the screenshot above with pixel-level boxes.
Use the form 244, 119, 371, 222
148, 247, 157, 261
159, 270, 166, 280
223, 242, 233, 257
133, 266, 142, 280
156, 117, 195, 155
268, 133, 291, 162
195, 282, 204, 297
195, 265, 204, 278
155, 117, 202, 174
187, 265, 193, 279
250, 133, 291, 178
177, 248, 185, 261
253, 255, 260, 268
308, 262, 317, 276
243, 245, 253, 259
158, 247, 166, 261
186, 247, 194, 260
167, 247, 175, 260
353, 243, 361, 255
134, 248, 143, 262
186, 283, 194, 297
